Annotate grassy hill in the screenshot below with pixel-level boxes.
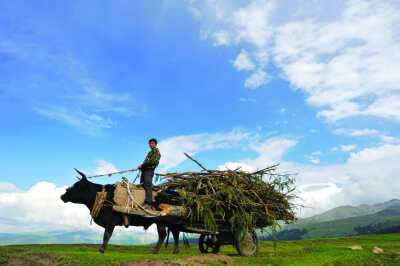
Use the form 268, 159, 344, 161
0, 233, 399, 265
293, 198, 400, 226
266, 204, 400, 241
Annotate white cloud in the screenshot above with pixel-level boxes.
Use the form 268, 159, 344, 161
239, 97, 256, 102
307, 151, 321, 164
296, 182, 342, 217
187, 0, 400, 123
232, 0, 276, 47
34, 76, 142, 134
188, 7, 202, 19
380, 135, 400, 144
309, 158, 320, 164
66, 79, 138, 117
213, 30, 230, 46
364, 94, 400, 122
0, 182, 90, 232
158, 129, 251, 171
331, 146, 338, 151
348, 144, 397, 164
219, 136, 298, 171
334, 128, 379, 136
274, 0, 400, 122
311, 151, 321, 156
0, 34, 142, 134
0, 182, 21, 193
35, 107, 113, 135
0, 181, 158, 239
274, 120, 288, 125
218, 162, 255, 172
347, 129, 379, 136
298, 144, 400, 217
94, 160, 118, 175
233, 50, 255, 71
283, 145, 400, 217
245, 69, 268, 89
341, 144, 356, 152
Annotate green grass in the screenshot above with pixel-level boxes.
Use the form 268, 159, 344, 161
0, 233, 399, 265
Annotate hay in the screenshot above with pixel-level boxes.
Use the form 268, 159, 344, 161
91, 187, 107, 218
113, 182, 159, 214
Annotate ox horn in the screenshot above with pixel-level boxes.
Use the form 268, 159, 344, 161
74, 168, 87, 179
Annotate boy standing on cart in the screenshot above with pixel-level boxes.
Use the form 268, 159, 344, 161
138, 138, 161, 208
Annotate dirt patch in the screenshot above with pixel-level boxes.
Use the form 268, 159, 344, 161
31, 253, 54, 265
122, 254, 233, 266
76, 244, 98, 249
4, 257, 25, 265
2, 252, 69, 266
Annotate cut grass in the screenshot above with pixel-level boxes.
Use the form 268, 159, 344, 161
0, 233, 399, 265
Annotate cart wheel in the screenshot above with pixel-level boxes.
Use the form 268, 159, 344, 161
234, 229, 259, 257
199, 234, 220, 254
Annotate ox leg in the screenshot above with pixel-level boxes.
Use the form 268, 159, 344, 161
98, 226, 115, 254
152, 224, 167, 254
172, 229, 180, 254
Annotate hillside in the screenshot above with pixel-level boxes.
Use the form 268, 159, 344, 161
265, 203, 400, 241
294, 198, 400, 225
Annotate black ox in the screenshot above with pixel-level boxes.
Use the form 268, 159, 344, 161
60, 170, 180, 254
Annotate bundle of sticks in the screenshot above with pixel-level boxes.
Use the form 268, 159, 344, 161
155, 153, 297, 233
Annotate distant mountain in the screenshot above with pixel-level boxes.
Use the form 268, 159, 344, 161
294, 198, 400, 226
262, 202, 400, 241
0, 229, 157, 245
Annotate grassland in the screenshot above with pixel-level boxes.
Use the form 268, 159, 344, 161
0, 233, 399, 265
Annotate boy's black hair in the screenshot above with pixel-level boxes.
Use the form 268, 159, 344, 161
149, 138, 158, 145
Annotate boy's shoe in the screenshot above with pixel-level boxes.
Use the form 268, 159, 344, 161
142, 203, 152, 209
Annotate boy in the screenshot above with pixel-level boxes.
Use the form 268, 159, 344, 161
138, 138, 161, 208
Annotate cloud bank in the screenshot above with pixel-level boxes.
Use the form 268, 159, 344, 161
188, 0, 400, 123
0, 181, 158, 240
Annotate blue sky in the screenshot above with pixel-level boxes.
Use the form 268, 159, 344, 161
1, 0, 400, 233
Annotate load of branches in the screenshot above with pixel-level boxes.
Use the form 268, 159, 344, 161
156, 153, 297, 234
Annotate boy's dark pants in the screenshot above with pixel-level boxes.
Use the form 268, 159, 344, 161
140, 168, 154, 204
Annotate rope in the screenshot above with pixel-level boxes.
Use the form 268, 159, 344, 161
122, 178, 159, 217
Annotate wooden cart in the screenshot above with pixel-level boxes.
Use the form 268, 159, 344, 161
116, 205, 263, 257
112, 182, 266, 257
181, 223, 260, 257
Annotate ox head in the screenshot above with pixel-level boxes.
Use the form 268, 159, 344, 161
60, 168, 90, 204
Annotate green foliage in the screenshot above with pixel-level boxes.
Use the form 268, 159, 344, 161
0, 252, 8, 264
158, 164, 297, 234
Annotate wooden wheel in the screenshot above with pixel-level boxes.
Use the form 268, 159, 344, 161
234, 229, 259, 257
198, 234, 220, 254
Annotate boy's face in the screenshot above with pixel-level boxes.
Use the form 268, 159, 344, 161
149, 141, 157, 149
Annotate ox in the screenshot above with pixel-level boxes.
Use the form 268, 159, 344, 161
60, 170, 180, 254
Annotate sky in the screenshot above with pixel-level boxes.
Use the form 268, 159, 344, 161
1, 0, 400, 237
